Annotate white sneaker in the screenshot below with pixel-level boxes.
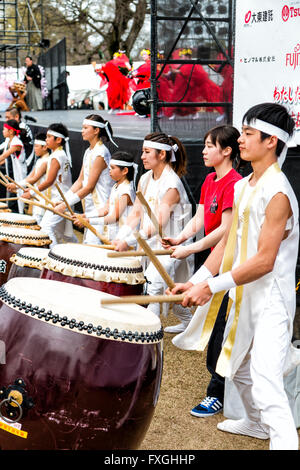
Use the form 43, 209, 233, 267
217, 419, 269, 440
164, 323, 186, 333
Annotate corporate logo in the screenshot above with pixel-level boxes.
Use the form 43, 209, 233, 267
244, 9, 273, 26
282, 5, 300, 21
286, 43, 300, 69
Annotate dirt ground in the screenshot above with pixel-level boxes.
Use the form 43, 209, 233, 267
139, 309, 300, 451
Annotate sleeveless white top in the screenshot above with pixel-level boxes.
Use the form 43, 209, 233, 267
107, 180, 136, 240
45, 147, 72, 201
173, 164, 299, 379
82, 142, 114, 216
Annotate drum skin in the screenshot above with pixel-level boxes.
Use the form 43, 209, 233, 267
0, 302, 163, 450
41, 268, 144, 296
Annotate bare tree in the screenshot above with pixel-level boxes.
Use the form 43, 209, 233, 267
41, 0, 149, 64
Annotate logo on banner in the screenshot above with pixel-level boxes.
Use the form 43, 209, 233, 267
243, 9, 273, 26
245, 11, 251, 23
282, 5, 300, 21
286, 43, 300, 69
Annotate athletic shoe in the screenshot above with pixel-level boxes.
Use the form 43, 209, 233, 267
164, 323, 186, 333
190, 396, 223, 417
217, 419, 269, 439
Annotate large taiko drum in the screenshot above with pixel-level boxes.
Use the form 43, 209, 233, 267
0, 213, 40, 230
8, 247, 50, 280
0, 203, 11, 213
0, 227, 51, 285
41, 243, 145, 296
0, 277, 163, 450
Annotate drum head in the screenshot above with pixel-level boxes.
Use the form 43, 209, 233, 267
42, 243, 145, 285
0, 212, 40, 229
0, 277, 162, 343
0, 226, 51, 246
10, 247, 50, 270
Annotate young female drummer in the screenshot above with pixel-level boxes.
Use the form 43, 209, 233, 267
55, 114, 116, 244
73, 150, 136, 241
22, 122, 75, 246
7, 132, 50, 223
113, 132, 193, 324
0, 119, 27, 213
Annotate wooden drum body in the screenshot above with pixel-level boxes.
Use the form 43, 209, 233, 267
0, 278, 163, 450
41, 243, 145, 296
0, 227, 51, 286
8, 247, 50, 280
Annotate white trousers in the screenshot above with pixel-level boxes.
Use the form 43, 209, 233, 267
40, 211, 77, 248
232, 282, 298, 450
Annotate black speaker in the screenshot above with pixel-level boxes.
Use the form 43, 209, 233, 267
132, 88, 151, 116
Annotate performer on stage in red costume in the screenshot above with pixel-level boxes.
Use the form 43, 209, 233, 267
164, 48, 223, 119
130, 49, 151, 90
93, 57, 131, 112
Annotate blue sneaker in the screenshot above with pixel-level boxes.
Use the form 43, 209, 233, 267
190, 396, 223, 417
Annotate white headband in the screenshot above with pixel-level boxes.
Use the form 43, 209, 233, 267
245, 118, 293, 168
143, 140, 178, 162
83, 118, 118, 147
34, 139, 46, 146
109, 159, 139, 185
47, 130, 72, 167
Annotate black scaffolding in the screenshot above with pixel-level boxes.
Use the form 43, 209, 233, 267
149, 0, 235, 141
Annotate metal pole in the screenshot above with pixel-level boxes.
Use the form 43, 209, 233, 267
150, 0, 158, 132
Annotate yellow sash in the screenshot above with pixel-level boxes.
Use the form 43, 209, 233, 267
198, 162, 281, 376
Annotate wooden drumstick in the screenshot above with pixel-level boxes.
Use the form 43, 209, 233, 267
20, 197, 73, 221
68, 242, 116, 251
75, 214, 111, 245
108, 249, 172, 258
55, 183, 74, 215
101, 294, 184, 306
134, 232, 175, 289
25, 182, 55, 207
0, 197, 19, 202
136, 191, 164, 239
0, 171, 9, 185
0, 178, 8, 188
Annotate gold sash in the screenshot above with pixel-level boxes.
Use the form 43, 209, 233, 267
198, 162, 281, 376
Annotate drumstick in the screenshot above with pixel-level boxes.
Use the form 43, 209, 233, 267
0, 197, 19, 202
75, 214, 111, 245
0, 171, 9, 184
55, 183, 74, 215
25, 182, 55, 207
20, 197, 73, 221
101, 294, 184, 306
0, 178, 7, 188
4, 174, 31, 195
136, 191, 164, 239
108, 249, 173, 258
134, 232, 175, 289
68, 242, 116, 251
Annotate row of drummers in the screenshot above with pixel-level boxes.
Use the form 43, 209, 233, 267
0, 210, 163, 450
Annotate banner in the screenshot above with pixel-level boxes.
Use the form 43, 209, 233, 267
233, 0, 300, 144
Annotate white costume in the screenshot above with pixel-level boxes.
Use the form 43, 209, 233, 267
107, 180, 135, 240
173, 162, 299, 449
81, 142, 114, 244
118, 165, 193, 321
28, 152, 50, 224
4, 135, 27, 213
40, 147, 76, 247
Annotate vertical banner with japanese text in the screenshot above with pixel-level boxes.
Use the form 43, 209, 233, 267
233, 0, 300, 144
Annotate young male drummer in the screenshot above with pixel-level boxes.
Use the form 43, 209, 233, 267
170, 102, 300, 450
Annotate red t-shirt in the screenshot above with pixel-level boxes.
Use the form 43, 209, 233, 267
200, 168, 242, 237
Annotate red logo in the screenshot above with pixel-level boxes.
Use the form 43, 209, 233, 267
245, 10, 251, 23
282, 5, 290, 21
